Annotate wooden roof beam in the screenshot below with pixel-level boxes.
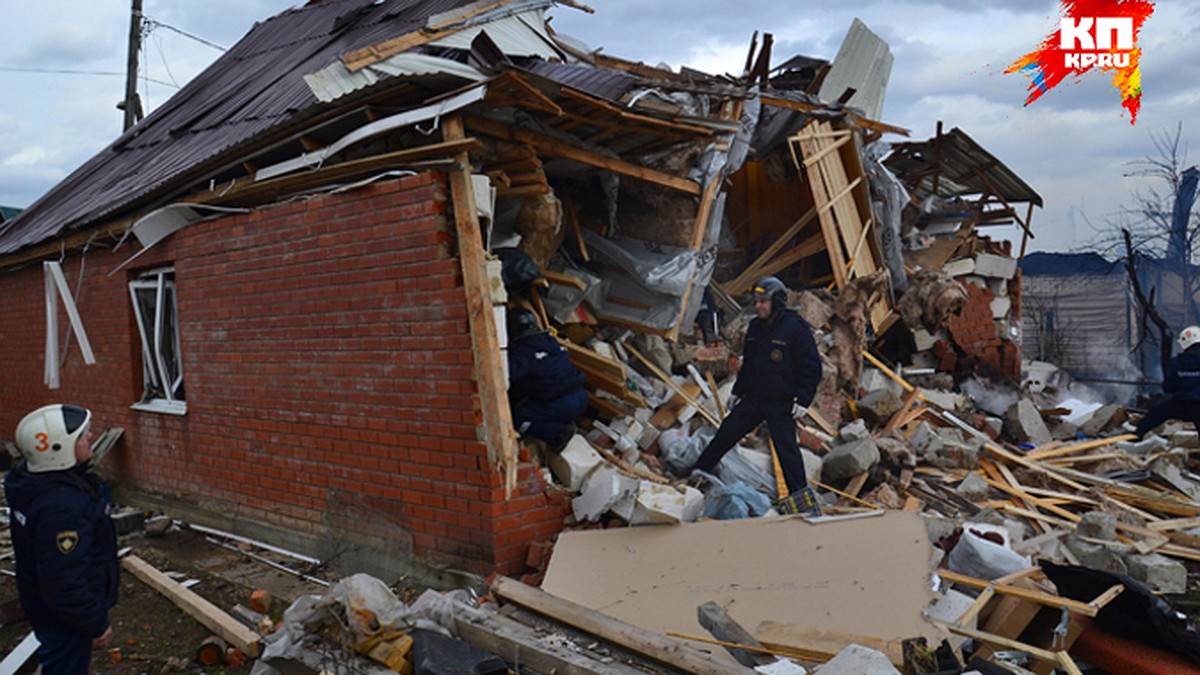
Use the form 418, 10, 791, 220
463, 113, 700, 195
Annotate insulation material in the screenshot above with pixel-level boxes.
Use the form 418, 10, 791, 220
897, 268, 968, 334
515, 192, 564, 267
541, 512, 944, 651
828, 270, 890, 392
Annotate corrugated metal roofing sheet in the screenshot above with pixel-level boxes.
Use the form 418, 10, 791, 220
0, 0, 480, 255
885, 126, 1043, 208
520, 60, 639, 103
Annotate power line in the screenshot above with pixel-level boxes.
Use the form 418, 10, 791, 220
142, 17, 227, 52
0, 65, 177, 88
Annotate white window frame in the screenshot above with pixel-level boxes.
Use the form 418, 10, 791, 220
129, 267, 186, 415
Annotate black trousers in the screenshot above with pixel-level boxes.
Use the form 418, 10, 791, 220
693, 396, 809, 494
1135, 396, 1200, 439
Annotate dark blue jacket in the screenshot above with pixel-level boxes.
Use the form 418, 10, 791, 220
508, 332, 586, 403
4, 462, 118, 640
1165, 345, 1200, 402
733, 310, 822, 405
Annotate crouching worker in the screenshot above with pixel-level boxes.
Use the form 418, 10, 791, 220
507, 308, 588, 453
1136, 326, 1200, 439
689, 277, 824, 516
5, 404, 118, 674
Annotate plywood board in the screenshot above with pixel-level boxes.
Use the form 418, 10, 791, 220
541, 511, 942, 649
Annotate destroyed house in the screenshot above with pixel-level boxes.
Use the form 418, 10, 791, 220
0, 0, 1036, 582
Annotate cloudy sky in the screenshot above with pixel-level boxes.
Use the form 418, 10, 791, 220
2, 1, 1196, 256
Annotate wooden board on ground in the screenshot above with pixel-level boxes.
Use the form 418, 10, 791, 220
121, 555, 261, 657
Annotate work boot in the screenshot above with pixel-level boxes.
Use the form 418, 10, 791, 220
777, 485, 822, 518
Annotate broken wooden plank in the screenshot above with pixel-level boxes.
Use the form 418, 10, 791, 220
625, 342, 719, 427
1025, 435, 1137, 461
935, 569, 1118, 618
1147, 515, 1200, 532
445, 115, 519, 496
491, 576, 754, 675
454, 609, 648, 675
121, 555, 260, 657
932, 622, 1082, 674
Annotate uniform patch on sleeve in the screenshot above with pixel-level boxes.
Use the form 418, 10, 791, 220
56, 531, 80, 555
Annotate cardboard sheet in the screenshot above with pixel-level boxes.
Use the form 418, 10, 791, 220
541, 511, 942, 649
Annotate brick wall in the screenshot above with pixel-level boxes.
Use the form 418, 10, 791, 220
945, 282, 1021, 381
0, 172, 568, 577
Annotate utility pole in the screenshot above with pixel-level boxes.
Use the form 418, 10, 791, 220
121, 0, 143, 131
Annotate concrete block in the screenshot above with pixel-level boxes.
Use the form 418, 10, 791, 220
919, 387, 968, 414
942, 257, 976, 278
630, 481, 687, 525
1076, 511, 1117, 541
909, 422, 943, 454
838, 418, 871, 443
856, 389, 903, 426
923, 589, 978, 626
859, 367, 904, 398
611, 482, 641, 523
982, 416, 1003, 437
636, 424, 661, 451
1004, 399, 1052, 447
926, 439, 980, 470
572, 466, 639, 523
548, 435, 604, 492
1171, 429, 1200, 449
801, 447, 824, 485
1066, 537, 1130, 575
1125, 553, 1187, 594
1080, 404, 1128, 437
1049, 420, 1079, 441
821, 438, 880, 482
986, 277, 1009, 297
974, 253, 1018, 280
956, 472, 990, 501
989, 295, 1012, 319
815, 643, 901, 674
960, 275, 987, 289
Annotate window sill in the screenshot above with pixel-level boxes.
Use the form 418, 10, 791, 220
131, 400, 188, 416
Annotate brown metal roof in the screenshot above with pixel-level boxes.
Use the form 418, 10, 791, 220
0, 0, 480, 255
884, 126, 1043, 208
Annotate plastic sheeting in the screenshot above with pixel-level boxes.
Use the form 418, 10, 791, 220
864, 142, 910, 295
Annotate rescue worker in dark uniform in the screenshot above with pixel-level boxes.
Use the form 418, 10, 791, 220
1136, 325, 1200, 438
507, 308, 588, 452
690, 276, 824, 516
5, 404, 118, 674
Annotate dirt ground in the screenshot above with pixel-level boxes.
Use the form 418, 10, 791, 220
0, 521, 348, 674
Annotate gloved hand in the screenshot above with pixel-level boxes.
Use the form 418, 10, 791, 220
726, 395, 740, 410
792, 401, 807, 419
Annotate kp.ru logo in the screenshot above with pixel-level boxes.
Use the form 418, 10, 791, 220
1006, 1, 1155, 124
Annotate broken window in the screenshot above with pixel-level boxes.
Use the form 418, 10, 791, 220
129, 268, 186, 414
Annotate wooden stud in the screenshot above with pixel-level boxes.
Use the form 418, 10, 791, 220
443, 114, 519, 495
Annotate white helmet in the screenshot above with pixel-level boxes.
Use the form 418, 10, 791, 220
14, 404, 92, 473
1180, 326, 1200, 352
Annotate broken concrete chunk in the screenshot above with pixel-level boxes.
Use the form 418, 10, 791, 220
874, 436, 916, 468
571, 466, 639, 523
989, 295, 1012, 319
1076, 511, 1117, 541
1148, 456, 1200, 501
630, 481, 687, 525
942, 257, 976, 278
973, 253, 1018, 280
1171, 429, 1200, 449
855, 389, 903, 426
680, 485, 704, 523
821, 438, 880, 483
1003, 399, 1052, 447
837, 419, 871, 443
918, 388, 968, 415
1066, 537, 1131, 575
1125, 553, 1187, 594
911, 328, 940, 352
956, 472, 989, 501
1077, 404, 1127, 437
548, 436, 605, 493
814, 643, 900, 675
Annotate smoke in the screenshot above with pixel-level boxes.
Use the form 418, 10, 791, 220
961, 377, 1020, 416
